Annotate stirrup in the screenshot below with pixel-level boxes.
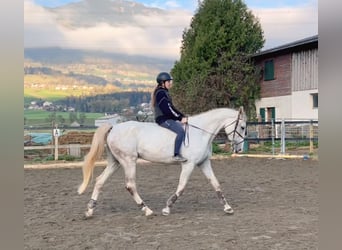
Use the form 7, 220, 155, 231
172, 155, 187, 162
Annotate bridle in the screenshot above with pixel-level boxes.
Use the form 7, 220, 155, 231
227, 109, 246, 147
184, 109, 246, 148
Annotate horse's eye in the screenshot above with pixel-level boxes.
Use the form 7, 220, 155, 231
241, 126, 245, 130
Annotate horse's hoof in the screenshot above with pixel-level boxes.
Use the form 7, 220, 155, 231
82, 213, 92, 220
142, 206, 154, 216
162, 207, 170, 216
224, 207, 234, 215
145, 208, 154, 216
85, 209, 94, 218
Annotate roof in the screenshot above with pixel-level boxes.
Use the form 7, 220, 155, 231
253, 35, 318, 59
70, 121, 81, 127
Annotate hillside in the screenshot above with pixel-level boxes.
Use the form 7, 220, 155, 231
24, 47, 174, 102
24, 0, 178, 104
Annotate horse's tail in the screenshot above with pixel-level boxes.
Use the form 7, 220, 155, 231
78, 123, 113, 195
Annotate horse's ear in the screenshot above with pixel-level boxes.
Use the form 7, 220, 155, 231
239, 106, 244, 113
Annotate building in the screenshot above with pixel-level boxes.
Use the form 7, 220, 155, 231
70, 121, 81, 127
252, 35, 318, 121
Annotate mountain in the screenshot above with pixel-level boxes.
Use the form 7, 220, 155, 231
24, 47, 174, 98
24, 0, 178, 102
25, 0, 188, 59
24, 47, 174, 68
46, 0, 166, 28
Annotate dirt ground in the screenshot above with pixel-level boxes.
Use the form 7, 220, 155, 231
24, 157, 318, 250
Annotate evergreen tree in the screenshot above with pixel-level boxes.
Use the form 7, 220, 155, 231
57, 115, 65, 125
45, 112, 57, 123
69, 112, 77, 123
78, 113, 86, 125
171, 0, 264, 118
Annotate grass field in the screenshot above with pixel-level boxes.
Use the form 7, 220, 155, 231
24, 87, 91, 102
24, 110, 104, 126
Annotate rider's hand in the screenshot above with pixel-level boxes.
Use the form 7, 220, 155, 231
181, 117, 188, 124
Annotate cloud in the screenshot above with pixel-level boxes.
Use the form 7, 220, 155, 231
251, 4, 318, 49
24, 0, 317, 59
58, 23, 185, 59
24, 1, 67, 47
24, 0, 192, 59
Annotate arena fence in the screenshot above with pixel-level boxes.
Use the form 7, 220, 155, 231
24, 119, 318, 162
243, 119, 318, 155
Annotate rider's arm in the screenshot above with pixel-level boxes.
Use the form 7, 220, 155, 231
156, 91, 184, 121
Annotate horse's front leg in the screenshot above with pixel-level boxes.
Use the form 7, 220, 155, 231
123, 160, 153, 216
162, 163, 195, 216
198, 159, 234, 215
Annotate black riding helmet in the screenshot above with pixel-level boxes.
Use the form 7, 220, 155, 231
156, 72, 173, 84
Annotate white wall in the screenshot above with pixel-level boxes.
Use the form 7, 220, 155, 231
255, 91, 318, 120
255, 95, 292, 120
291, 90, 318, 120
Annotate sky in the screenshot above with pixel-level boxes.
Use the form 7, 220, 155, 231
24, 0, 318, 60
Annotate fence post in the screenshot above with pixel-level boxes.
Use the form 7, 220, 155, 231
310, 120, 314, 153
51, 121, 55, 156
280, 119, 286, 155
271, 119, 275, 155
54, 124, 59, 161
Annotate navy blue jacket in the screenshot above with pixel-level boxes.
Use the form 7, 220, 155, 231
153, 87, 184, 124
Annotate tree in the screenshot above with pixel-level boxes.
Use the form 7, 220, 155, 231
57, 115, 65, 125
69, 112, 77, 123
78, 113, 87, 125
171, 0, 264, 118
45, 112, 57, 123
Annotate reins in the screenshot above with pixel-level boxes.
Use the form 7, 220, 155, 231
184, 118, 239, 147
187, 123, 217, 136
183, 109, 245, 148
183, 122, 217, 147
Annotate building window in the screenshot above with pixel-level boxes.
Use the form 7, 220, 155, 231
267, 107, 276, 121
311, 93, 318, 108
259, 107, 275, 122
264, 60, 275, 81
259, 108, 265, 122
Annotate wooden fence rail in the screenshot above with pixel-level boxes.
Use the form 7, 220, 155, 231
24, 144, 91, 150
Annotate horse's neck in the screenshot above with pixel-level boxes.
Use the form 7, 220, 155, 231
191, 108, 237, 135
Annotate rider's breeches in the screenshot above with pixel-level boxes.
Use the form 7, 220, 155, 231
160, 119, 185, 156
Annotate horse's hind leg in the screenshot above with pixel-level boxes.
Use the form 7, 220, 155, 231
198, 159, 234, 215
85, 148, 120, 218
122, 159, 153, 216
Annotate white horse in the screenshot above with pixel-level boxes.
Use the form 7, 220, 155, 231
78, 107, 247, 217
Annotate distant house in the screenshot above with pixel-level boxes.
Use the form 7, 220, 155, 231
70, 121, 81, 127
95, 114, 123, 127
43, 101, 53, 107
252, 35, 318, 121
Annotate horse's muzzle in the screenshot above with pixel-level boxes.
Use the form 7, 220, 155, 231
234, 148, 242, 153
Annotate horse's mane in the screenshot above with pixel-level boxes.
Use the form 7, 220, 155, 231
190, 108, 238, 120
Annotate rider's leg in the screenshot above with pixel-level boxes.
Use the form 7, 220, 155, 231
160, 119, 185, 156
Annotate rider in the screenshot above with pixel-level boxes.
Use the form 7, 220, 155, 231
151, 72, 188, 162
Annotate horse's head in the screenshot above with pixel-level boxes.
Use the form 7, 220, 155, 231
225, 106, 247, 153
